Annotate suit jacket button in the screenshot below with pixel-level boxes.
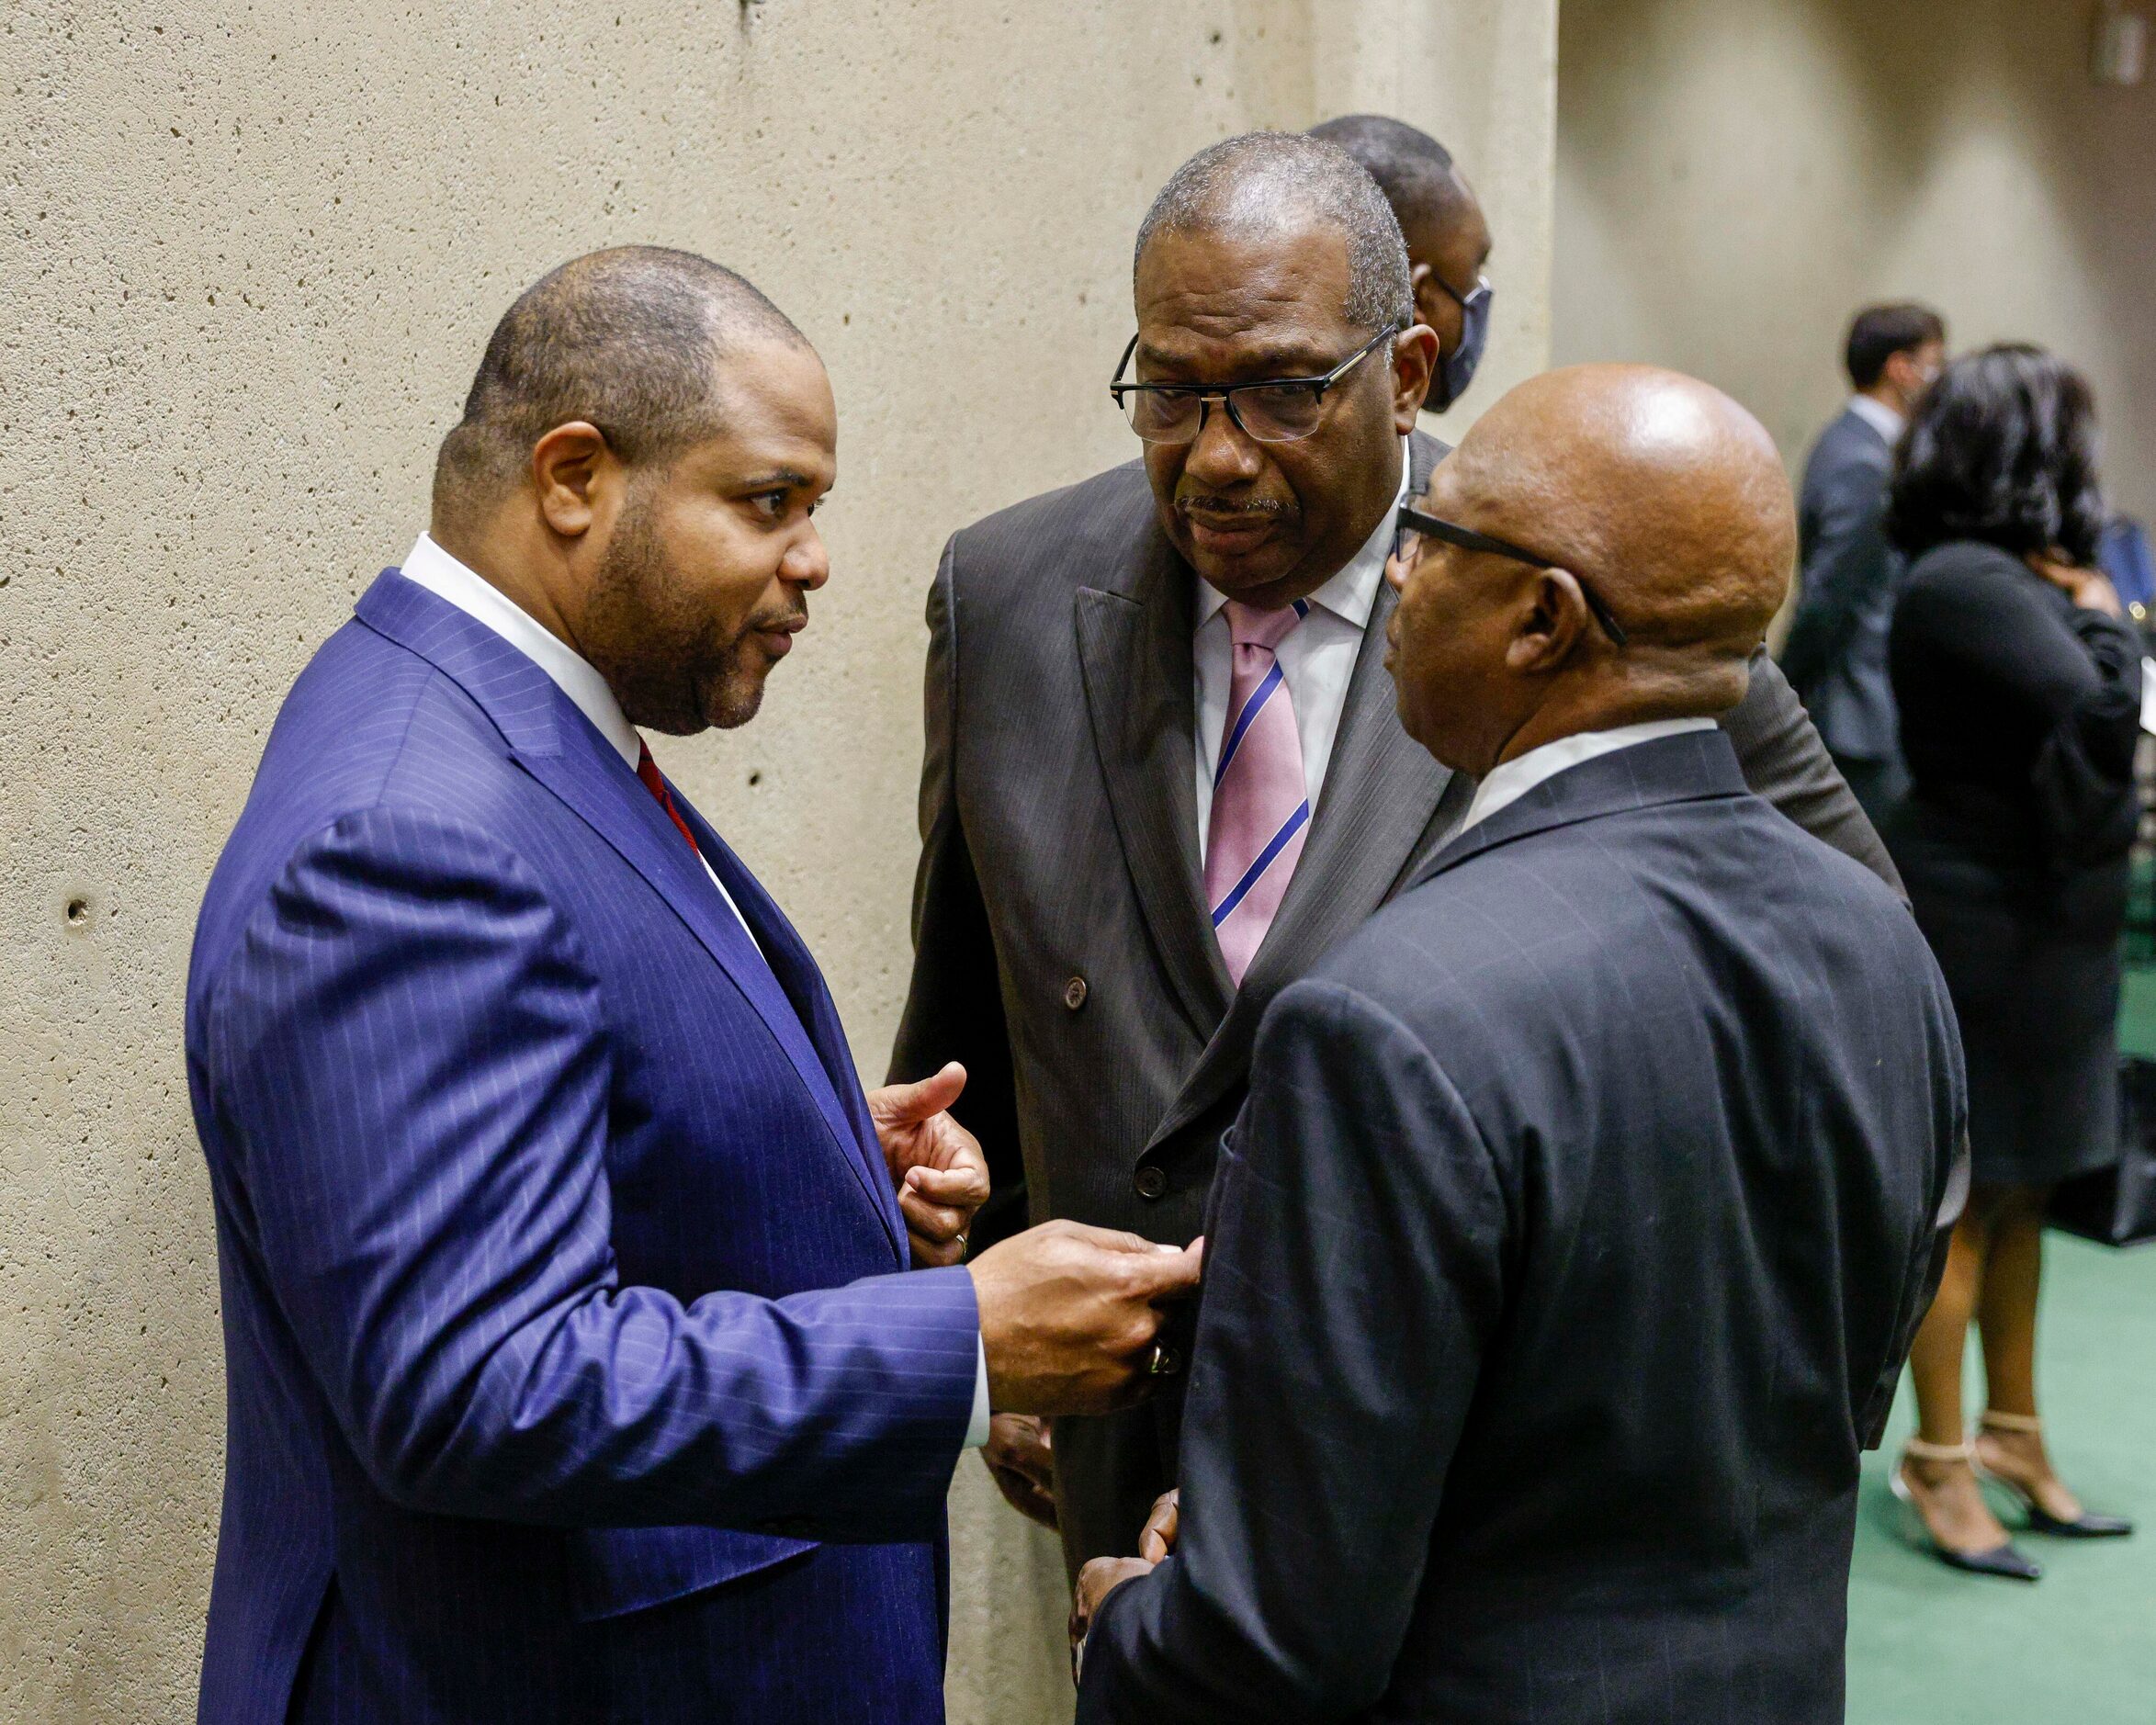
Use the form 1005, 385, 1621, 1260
1134, 1166, 1168, 1201
1063, 975, 1089, 1011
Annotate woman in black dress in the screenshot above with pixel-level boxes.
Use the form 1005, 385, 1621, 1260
1886, 344, 2139, 1578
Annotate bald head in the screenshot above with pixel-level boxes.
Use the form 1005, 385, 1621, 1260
433, 245, 808, 536
1386, 364, 1794, 773
1453, 365, 1791, 653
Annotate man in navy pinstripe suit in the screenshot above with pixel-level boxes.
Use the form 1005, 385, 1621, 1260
186, 246, 1199, 1725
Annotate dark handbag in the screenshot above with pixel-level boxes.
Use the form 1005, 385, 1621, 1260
2048, 1056, 2156, 1246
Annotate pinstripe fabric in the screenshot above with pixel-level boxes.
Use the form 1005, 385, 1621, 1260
890, 435, 1902, 1573
1078, 732, 1965, 1724
186, 570, 977, 1725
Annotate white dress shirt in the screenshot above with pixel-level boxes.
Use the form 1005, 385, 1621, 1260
399, 534, 991, 1449
1846, 393, 1905, 445
1193, 443, 1411, 860
1460, 716, 1719, 832
400, 533, 763, 950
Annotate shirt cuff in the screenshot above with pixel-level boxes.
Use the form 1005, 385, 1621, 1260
965, 1335, 992, 1449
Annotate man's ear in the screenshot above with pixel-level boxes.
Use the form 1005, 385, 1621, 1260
1391, 323, 1439, 430
530, 422, 615, 540
1409, 263, 1445, 345
1505, 568, 1594, 673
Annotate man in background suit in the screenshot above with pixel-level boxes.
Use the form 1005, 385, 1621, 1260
1780, 301, 1947, 819
186, 247, 1199, 1725
890, 131, 1902, 1578
1309, 114, 1492, 419
1072, 364, 1963, 1724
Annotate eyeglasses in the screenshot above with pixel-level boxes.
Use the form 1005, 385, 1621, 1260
1109, 327, 1394, 445
1394, 504, 1630, 647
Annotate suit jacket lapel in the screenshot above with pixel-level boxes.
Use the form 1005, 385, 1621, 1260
1245, 426, 1455, 992
1142, 577, 1459, 1152
1136, 431, 1463, 1151
356, 572, 903, 1257
1076, 535, 1236, 1042
678, 803, 907, 1257
1410, 727, 1751, 890
518, 738, 907, 1259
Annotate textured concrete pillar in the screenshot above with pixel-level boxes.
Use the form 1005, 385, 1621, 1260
0, 4, 1554, 1718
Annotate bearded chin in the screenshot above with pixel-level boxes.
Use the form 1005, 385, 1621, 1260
701, 654, 767, 732
582, 502, 735, 736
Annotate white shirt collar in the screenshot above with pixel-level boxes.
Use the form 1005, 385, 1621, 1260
1460, 716, 1719, 832
1846, 394, 1904, 445
398, 532, 642, 771
1196, 438, 1409, 632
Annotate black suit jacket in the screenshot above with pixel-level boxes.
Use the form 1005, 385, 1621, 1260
1783, 405, 1902, 762
1078, 731, 1963, 1725
892, 433, 1902, 1568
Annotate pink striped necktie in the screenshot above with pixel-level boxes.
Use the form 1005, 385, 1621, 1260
1205, 598, 1311, 986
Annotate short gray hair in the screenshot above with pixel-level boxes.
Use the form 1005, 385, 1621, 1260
1134, 131, 1412, 335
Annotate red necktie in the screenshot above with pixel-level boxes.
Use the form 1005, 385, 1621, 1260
637, 740, 703, 858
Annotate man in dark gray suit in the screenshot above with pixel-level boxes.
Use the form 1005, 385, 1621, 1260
1071, 363, 1963, 1725
1780, 301, 1946, 818
891, 130, 1899, 1576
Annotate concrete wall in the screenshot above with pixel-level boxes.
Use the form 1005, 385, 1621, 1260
0, 2, 1555, 1718
1555, 0, 2156, 535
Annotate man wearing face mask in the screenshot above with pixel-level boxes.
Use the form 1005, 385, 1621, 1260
1307, 114, 1492, 417
890, 133, 1902, 1581
1308, 117, 1906, 874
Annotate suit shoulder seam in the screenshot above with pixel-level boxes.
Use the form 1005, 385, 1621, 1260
203, 800, 597, 1044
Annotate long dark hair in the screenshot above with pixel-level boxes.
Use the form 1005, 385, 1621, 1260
1886, 343, 2105, 567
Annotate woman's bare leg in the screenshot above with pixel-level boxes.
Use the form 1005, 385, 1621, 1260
1974, 1185, 2084, 1522
1901, 1203, 2014, 1551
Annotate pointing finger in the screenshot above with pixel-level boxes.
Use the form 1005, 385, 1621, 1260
1123, 1240, 1203, 1300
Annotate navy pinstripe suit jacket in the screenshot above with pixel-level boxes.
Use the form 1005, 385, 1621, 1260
186, 571, 979, 1724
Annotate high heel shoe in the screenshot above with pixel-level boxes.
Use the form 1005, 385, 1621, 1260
1974, 1411, 2135, 1539
1891, 1438, 2043, 1581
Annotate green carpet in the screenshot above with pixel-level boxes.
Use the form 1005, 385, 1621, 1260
2119, 967, 2156, 1060
1846, 1232, 2156, 1723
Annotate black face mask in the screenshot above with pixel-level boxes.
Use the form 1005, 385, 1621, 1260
1427, 276, 1493, 414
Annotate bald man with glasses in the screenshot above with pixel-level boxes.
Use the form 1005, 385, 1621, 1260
1069, 363, 1959, 1725
890, 131, 1901, 1580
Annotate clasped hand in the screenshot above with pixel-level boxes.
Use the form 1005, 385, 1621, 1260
872, 1063, 1205, 1429
1069, 1488, 1180, 1678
